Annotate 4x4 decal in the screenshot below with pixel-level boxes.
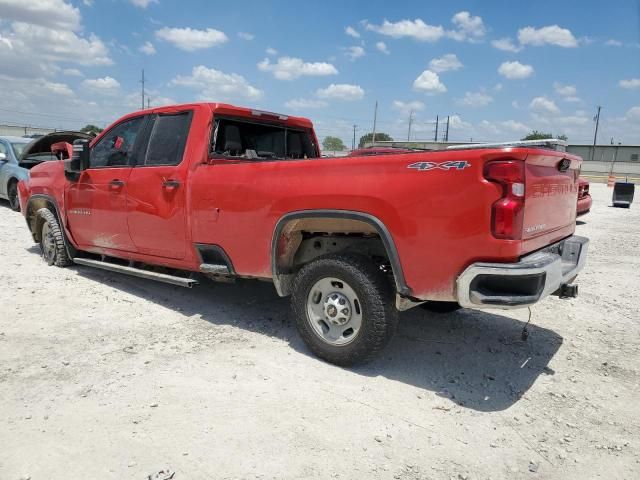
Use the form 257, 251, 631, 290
407, 161, 471, 171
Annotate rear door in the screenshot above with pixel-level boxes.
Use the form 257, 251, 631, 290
65, 115, 146, 251
126, 110, 193, 259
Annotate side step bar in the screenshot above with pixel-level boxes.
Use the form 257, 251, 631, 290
73, 258, 198, 288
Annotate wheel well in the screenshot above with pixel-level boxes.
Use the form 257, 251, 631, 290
272, 214, 409, 297
26, 197, 58, 242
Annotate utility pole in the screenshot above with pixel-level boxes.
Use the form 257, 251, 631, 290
591, 105, 601, 161
445, 115, 450, 142
407, 110, 414, 141
140, 69, 146, 111
147, 98, 151, 109
352, 124, 357, 150
371, 101, 378, 146
434, 115, 439, 142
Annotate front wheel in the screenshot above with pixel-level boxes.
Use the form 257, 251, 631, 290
37, 208, 72, 267
291, 254, 398, 366
7, 181, 20, 211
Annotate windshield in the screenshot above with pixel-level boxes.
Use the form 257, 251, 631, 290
11, 142, 30, 158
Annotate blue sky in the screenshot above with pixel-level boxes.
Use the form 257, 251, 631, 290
0, 0, 639, 146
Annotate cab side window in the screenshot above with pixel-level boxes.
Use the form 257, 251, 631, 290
143, 112, 192, 166
0, 143, 7, 155
90, 116, 144, 168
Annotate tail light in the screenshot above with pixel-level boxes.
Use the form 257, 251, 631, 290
484, 160, 525, 240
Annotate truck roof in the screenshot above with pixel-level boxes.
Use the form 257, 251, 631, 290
137, 102, 314, 130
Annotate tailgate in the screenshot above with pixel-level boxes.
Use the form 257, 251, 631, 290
522, 151, 581, 247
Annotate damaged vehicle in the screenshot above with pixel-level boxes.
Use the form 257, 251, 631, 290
0, 136, 32, 211
0, 132, 92, 211
18, 103, 589, 366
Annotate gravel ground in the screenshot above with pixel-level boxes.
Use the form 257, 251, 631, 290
0, 183, 638, 480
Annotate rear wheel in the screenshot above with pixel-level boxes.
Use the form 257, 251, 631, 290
7, 180, 19, 211
37, 208, 72, 267
291, 254, 398, 366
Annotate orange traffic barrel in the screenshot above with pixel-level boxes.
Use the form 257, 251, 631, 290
607, 174, 616, 187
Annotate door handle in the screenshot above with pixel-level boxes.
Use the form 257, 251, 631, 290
162, 179, 180, 189
109, 179, 125, 189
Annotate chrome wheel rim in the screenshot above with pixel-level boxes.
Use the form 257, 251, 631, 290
306, 277, 363, 346
41, 222, 56, 262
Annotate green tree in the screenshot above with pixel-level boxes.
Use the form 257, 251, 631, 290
521, 131, 568, 141
358, 132, 393, 148
80, 124, 103, 136
322, 136, 346, 151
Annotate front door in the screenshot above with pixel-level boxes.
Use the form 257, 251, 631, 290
126, 111, 193, 259
65, 115, 146, 252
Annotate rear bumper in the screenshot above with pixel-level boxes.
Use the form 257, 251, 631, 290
577, 195, 592, 217
456, 235, 589, 309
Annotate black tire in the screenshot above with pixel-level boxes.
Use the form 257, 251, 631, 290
36, 208, 72, 267
7, 180, 20, 211
420, 301, 461, 314
291, 254, 398, 366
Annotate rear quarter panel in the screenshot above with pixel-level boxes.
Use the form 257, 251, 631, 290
189, 149, 536, 300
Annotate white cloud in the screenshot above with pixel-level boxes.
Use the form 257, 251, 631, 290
345, 26, 360, 38
512, 101, 520, 109
619, 78, 640, 89
447, 115, 472, 131
257, 56, 338, 80
413, 70, 446, 94
0, 22, 112, 75
130, 0, 156, 7
82, 76, 120, 94
365, 18, 444, 42
491, 37, 522, 52
284, 98, 328, 110
518, 25, 578, 48
392, 100, 425, 115
238, 32, 254, 40
501, 120, 530, 133
553, 82, 577, 96
564, 96, 581, 103
266, 47, 277, 55
448, 11, 485, 42
139, 41, 156, 55
605, 39, 623, 47
626, 106, 640, 121
498, 61, 534, 79
316, 83, 364, 101
457, 91, 493, 108
494, 83, 503, 91
428, 53, 462, 73
62, 68, 83, 76
375, 41, 389, 54
344, 45, 365, 60
171, 65, 262, 101
530, 96, 560, 115
155, 27, 228, 51
0, 0, 81, 30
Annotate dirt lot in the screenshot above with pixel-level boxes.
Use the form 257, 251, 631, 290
0, 183, 638, 480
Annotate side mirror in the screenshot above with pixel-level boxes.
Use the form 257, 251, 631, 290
0, 152, 7, 162
64, 139, 90, 181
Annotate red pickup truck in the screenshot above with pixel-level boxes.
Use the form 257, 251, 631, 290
18, 103, 588, 365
